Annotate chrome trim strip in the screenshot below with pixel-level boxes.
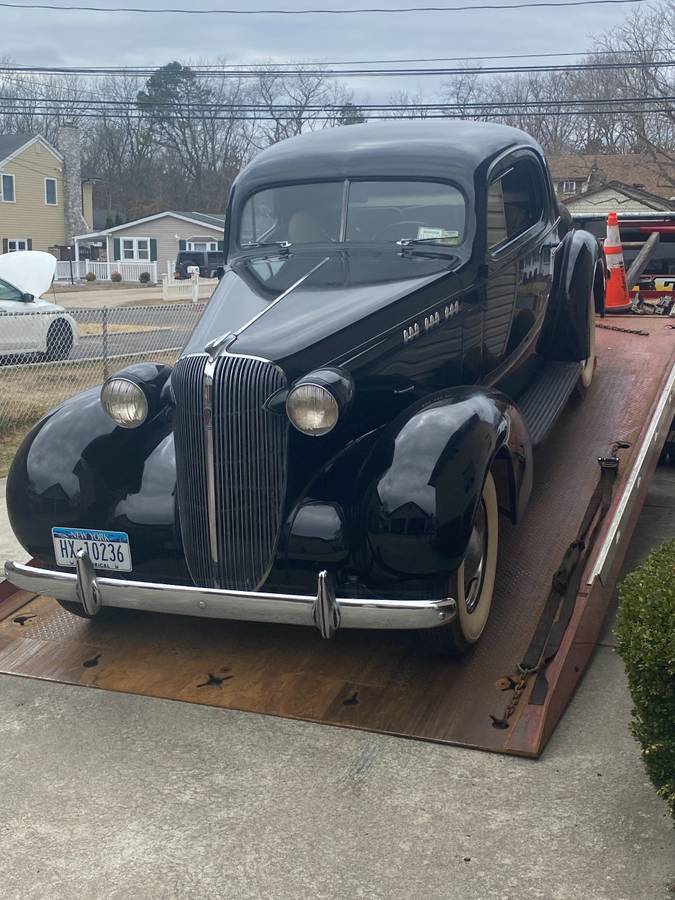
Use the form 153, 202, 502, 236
339, 179, 350, 243
203, 355, 219, 571
4, 560, 457, 634
587, 361, 675, 586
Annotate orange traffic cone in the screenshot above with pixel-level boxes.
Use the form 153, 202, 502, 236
603, 211, 632, 313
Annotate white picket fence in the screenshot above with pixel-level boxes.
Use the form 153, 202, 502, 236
162, 271, 201, 302
55, 260, 158, 284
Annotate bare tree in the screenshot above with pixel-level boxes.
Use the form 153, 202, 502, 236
251, 64, 353, 147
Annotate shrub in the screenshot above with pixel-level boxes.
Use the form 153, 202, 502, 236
616, 538, 675, 823
110, 271, 122, 283
139, 271, 151, 284
85, 271, 96, 282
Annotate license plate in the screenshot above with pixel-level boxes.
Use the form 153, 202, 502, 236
52, 527, 132, 572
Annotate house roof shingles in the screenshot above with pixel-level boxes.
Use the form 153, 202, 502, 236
175, 211, 225, 228
548, 153, 675, 202
0, 132, 38, 165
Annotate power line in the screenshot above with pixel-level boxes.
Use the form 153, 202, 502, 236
143, 48, 675, 66
1, 105, 672, 119
1, 58, 673, 79
3, 93, 675, 110
1, 47, 669, 73
0, 0, 650, 15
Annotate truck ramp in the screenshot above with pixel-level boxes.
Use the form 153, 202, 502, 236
1, 317, 673, 757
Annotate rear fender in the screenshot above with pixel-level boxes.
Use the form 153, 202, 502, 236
538, 228, 601, 361
359, 387, 532, 579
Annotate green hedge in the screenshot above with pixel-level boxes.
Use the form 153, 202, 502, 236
616, 538, 675, 823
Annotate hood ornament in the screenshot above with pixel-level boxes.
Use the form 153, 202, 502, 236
204, 332, 235, 360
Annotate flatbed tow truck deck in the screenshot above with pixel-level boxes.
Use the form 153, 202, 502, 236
1, 316, 673, 758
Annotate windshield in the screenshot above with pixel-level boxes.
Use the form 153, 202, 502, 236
238, 179, 465, 248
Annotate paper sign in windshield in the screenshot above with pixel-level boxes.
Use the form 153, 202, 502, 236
416, 227, 460, 244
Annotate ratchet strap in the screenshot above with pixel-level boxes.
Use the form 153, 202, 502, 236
491, 442, 627, 728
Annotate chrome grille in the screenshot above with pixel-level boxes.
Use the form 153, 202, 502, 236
173, 353, 288, 590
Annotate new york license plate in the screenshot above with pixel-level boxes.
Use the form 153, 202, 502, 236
52, 527, 132, 572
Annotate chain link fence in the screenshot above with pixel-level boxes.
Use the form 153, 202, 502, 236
0, 303, 206, 475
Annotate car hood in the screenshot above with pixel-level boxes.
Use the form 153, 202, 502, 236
0, 250, 57, 299
182, 247, 467, 369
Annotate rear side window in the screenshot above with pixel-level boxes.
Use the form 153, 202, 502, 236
488, 158, 545, 249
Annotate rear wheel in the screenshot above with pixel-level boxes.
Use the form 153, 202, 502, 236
574, 272, 598, 398
45, 319, 74, 361
420, 471, 499, 658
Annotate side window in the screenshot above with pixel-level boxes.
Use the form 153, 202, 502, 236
0, 278, 23, 301
487, 180, 507, 248
489, 158, 544, 249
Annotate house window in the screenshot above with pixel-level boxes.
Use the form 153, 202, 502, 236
45, 178, 57, 205
7, 239, 29, 252
187, 240, 218, 252
1, 174, 15, 202
561, 181, 577, 194
121, 238, 150, 260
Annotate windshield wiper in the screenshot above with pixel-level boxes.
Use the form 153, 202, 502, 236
395, 236, 460, 259
396, 237, 458, 247
241, 240, 292, 252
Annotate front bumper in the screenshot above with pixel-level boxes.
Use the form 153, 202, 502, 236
4, 554, 456, 639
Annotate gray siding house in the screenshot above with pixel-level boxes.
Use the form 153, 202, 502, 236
74, 210, 225, 276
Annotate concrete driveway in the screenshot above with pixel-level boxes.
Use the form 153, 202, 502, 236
0, 471, 673, 899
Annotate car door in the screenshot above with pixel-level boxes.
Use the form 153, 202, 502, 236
483, 152, 552, 377
0, 277, 32, 354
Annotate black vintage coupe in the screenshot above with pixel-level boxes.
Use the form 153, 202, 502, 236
5, 121, 604, 656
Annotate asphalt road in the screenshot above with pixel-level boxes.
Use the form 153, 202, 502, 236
0, 305, 206, 367
68, 305, 204, 362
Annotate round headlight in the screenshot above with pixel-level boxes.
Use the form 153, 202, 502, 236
286, 383, 339, 436
101, 377, 148, 428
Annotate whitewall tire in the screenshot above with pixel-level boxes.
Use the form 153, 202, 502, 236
421, 470, 499, 658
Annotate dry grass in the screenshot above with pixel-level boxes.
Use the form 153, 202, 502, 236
79, 323, 173, 337
0, 350, 178, 478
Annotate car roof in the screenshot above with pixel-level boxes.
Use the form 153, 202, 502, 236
233, 120, 542, 196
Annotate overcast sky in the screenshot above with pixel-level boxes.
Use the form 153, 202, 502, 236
5, 1, 636, 101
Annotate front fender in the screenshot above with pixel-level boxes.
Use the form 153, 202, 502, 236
538, 228, 601, 361
360, 387, 532, 579
6, 371, 185, 581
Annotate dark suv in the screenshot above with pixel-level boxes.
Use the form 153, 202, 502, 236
174, 250, 224, 279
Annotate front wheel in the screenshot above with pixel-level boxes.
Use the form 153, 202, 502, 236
45, 319, 74, 361
420, 471, 499, 658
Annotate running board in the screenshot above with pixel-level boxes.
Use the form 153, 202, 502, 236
519, 361, 581, 446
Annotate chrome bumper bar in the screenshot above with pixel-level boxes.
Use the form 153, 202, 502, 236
4, 554, 456, 639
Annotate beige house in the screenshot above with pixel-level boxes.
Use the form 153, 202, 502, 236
548, 153, 675, 208
563, 181, 675, 216
74, 210, 225, 276
0, 130, 94, 255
